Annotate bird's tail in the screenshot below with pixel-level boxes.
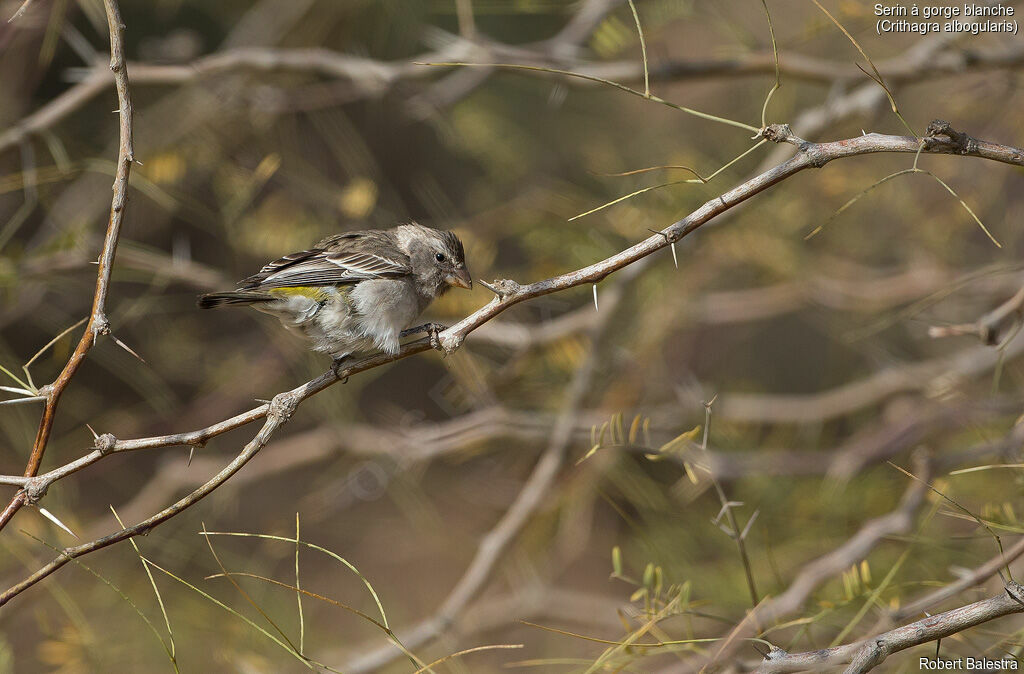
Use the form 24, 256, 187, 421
197, 291, 275, 309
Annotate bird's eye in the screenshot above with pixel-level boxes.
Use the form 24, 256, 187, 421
435, 252, 446, 262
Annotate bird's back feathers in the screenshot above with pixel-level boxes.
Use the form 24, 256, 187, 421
197, 223, 470, 359
238, 230, 410, 290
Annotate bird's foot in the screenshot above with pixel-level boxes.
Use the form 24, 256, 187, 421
331, 356, 350, 383
401, 323, 448, 352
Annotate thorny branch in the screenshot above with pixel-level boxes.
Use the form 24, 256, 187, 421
74, 395, 1016, 547
3, 7, 1023, 669
0, 0, 134, 532
1, 121, 1023, 607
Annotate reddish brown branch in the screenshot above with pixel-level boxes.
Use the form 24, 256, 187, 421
0, 0, 135, 533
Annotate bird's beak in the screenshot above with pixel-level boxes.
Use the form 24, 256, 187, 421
446, 268, 473, 290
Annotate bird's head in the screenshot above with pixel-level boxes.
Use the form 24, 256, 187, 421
399, 224, 472, 298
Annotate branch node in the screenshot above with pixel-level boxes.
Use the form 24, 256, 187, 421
925, 119, 978, 155
1006, 581, 1024, 607
479, 278, 521, 300
92, 316, 111, 339
437, 329, 464, 356
268, 391, 300, 423
95, 433, 117, 454
23, 477, 48, 505
760, 123, 793, 143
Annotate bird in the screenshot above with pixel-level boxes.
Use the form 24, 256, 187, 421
198, 223, 472, 370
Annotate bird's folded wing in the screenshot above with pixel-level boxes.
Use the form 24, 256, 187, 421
239, 249, 410, 289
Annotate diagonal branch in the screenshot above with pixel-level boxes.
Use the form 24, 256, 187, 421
2, 121, 1022, 606
752, 582, 1024, 673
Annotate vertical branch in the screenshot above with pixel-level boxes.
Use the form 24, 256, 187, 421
0, 0, 134, 531
94, 0, 134, 334
704, 398, 760, 609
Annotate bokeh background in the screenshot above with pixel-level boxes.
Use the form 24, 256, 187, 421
1, 0, 1023, 671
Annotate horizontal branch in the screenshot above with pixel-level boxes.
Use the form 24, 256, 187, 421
6, 22, 1023, 157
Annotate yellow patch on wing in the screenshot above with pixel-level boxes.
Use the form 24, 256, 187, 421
269, 286, 331, 301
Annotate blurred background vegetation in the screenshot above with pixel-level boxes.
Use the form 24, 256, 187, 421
1, 0, 1023, 671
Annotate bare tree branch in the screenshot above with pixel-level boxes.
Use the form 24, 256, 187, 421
0, 0, 135, 532
751, 582, 1024, 673
2, 121, 1022, 607
930, 286, 1024, 345
4, 14, 1023, 157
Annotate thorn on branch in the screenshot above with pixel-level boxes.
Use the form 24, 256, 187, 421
478, 278, 521, 300
647, 229, 679, 268
38, 506, 79, 539
1006, 581, 1024, 607
110, 333, 146, 363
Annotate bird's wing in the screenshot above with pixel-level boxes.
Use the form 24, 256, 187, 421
238, 231, 410, 289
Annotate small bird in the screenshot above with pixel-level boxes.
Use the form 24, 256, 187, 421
198, 223, 472, 368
